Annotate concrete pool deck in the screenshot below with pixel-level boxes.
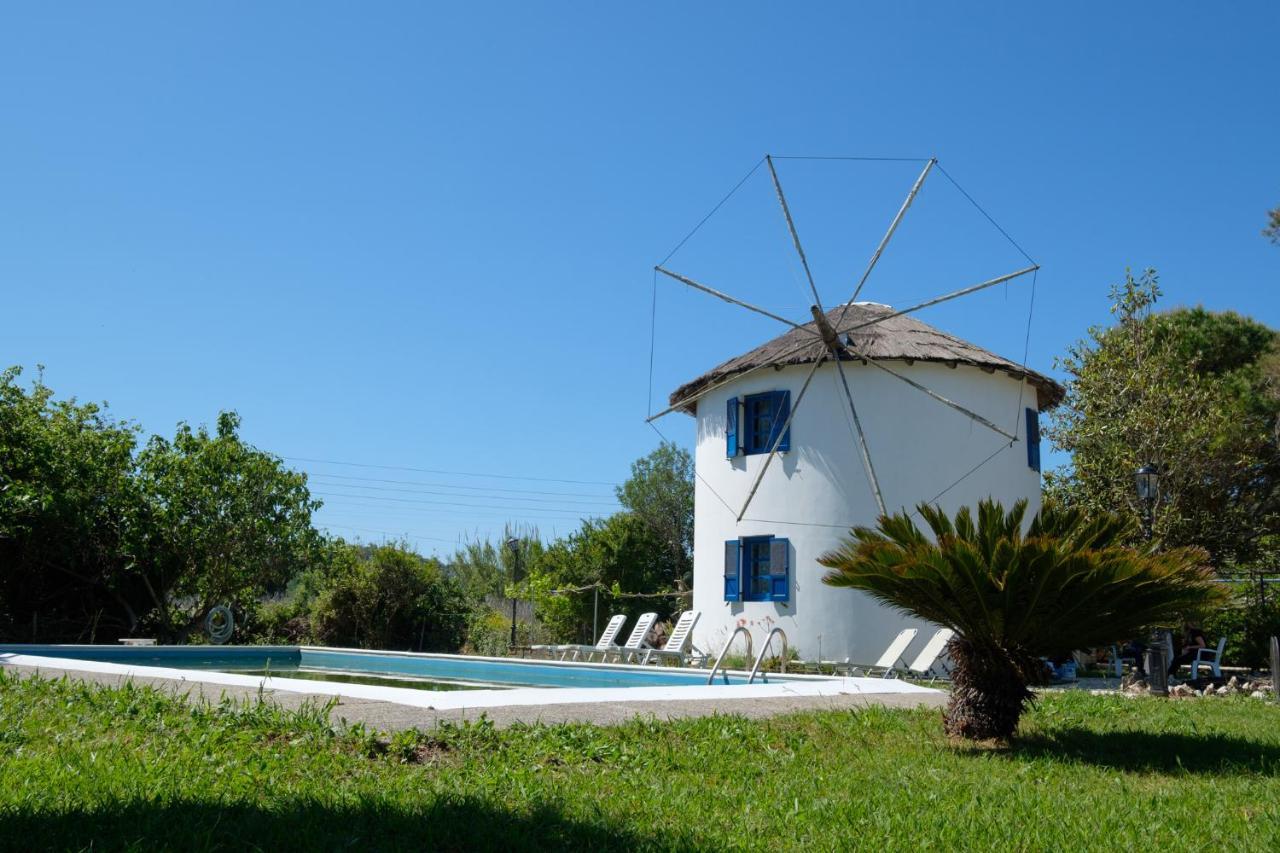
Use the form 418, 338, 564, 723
1, 653, 946, 730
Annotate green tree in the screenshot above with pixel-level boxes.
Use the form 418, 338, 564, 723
820, 500, 1222, 740
525, 513, 674, 642
446, 524, 542, 607
130, 412, 321, 640
310, 542, 468, 651
615, 441, 694, 591
1044, 270, 1280, 566
1265, 206, 1279, 244
0, 367, 142, 641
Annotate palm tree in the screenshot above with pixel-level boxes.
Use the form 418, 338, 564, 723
819, 499, 1223, 741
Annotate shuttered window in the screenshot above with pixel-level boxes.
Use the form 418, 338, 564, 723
1025, 408, 1041, 472
726, 397, 739, 458
723, 535, 790, 602
740, 390, 790, 455
723, 540, 741, 600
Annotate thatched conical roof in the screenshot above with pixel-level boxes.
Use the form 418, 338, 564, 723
669, 302, 1065, 415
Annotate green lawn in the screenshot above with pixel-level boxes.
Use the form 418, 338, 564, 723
2, 673, 1279, 851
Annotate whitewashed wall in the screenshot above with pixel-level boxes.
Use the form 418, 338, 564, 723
690, 359, 1044, 666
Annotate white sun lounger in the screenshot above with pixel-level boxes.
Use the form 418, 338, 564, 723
906, 628, 954, 682
608, 612, 659, 663
849, 628, 919, 678
639, 610, 703, 666
535, 614, 627, 661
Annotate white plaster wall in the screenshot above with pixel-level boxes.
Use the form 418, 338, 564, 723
690, 359, 1043, 667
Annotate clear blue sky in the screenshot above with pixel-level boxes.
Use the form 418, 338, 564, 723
3, 3, 1277, 555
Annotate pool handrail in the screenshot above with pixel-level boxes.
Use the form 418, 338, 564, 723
748, 628, 788, 684
707, 626, 753, 685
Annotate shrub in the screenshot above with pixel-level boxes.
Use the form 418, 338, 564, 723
309, 543, 469, 652
820, 499, 1224, 740
1201, 587, 1280, 670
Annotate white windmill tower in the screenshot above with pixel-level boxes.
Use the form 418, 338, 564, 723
647, 155, 1064, 664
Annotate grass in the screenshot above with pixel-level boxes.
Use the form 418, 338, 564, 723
2, 673, 1280, 851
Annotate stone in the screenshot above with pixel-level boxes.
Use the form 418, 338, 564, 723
1227, 676, 1240, 690
1216, 686, 1231, 696
1251, 690, 1267, 699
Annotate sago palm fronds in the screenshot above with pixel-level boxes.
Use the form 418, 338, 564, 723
819, 499, 1222, 740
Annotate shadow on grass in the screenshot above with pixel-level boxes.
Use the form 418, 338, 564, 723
1010, 729, 1280, 776
0, 796, 705, 852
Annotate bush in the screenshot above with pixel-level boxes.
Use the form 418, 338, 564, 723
309, 544, 469, 652
465, 609, 514, 657
1201, 586, 1280, 670
464, 608, 555, 656
242, 598, 311, 645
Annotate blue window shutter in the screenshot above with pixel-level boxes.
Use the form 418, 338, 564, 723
726, 397, 739, 458
723, 540, 741, 601
1025, 408, 1041, 472
773, 390, 791, 452
768, 537, 790, 601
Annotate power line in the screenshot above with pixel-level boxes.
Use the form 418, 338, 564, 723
312, 489, 610, 514
307, 477, 620, 507
313, 492, 603, 521
306, 471, 617, 500
319, 522, 459, 545
283, 455, 618, 487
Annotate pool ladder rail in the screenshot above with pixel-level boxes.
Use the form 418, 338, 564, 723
707, 627, 788, 685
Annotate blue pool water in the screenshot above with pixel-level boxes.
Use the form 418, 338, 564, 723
0, 645, 784, 689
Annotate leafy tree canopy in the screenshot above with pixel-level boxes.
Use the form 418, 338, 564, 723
1045, 270, 1280, 567
0, 367, 322, 642
0, 366, 141, 640
614, 441, 693, 591
526, 512, 673, 641
130, 411, 322, 639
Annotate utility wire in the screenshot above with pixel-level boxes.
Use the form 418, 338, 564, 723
284, 456, 617, 487
319, 522, 459, 545
307, 477, 620, 507
313, 490, 607, 517
305, 471, 616, 500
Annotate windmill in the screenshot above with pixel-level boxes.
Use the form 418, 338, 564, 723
647, 155, 1040, 523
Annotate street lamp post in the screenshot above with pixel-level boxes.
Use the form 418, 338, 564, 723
506, 537, 520, 650
1134, 464, 1160, 541
1134, 463, 1167, 694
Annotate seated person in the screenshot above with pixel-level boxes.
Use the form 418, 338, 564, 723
1119, 639, 1147, 677
1166, 620, 1207, 677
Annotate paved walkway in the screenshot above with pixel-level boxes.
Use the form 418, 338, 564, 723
3, 662, 947, 731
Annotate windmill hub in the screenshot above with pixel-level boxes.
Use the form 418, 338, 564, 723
809, 305, 843, 351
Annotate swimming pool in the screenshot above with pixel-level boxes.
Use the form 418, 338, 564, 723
0, 644, 791, 689
0, 644, 941, 715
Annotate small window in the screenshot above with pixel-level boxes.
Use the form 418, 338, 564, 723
743, 538, 772, 599
1025, 408, 1041, 473
737, 391, 790, 456
723, 535, 790, 602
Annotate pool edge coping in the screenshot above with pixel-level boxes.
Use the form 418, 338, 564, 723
0, 651, 941, 711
